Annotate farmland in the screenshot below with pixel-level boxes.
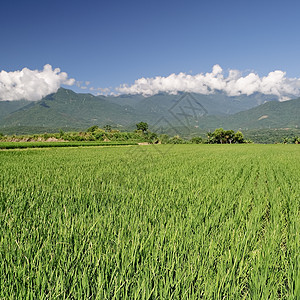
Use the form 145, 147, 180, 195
0, 144, 299, 299
0, 141, 138, 150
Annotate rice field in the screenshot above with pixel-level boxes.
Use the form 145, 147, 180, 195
0, 144, 299, 299
0, 140, 138, 149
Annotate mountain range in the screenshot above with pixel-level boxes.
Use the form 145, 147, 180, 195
0, 88, 299, 135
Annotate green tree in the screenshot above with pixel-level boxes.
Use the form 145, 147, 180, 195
103, 125, 112, 132
136, 122, 148, 133
87, 125, 99, 133
59, 129, 65, 138
282, 137, 290, 144
291, 136, 300, 144
207, 129, 245, 144
169, 135, 185, 144
224, 130, 235, 144
234, 131, 245, 144
206, 131, 215, 144
147, 132, 158, 143
212, 128, 226, 144
191, 136, 203, 144
159, 134, 169, 144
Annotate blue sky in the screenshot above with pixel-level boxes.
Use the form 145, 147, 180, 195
1, 0, 300, 99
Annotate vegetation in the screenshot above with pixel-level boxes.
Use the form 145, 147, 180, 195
190, 136, 203, 144
1, 88, 299, 136
103, 124, 112, 132
86, 125, 99, 133
206, 128, 247, 144
0, 141, 138, 150
136, 121, 149, 133
242, 128, 300, 144
220, 98, 300, 130
292, 136, 300, 144
282, 136, 300, 144
0, 144, 299, 298
0, 126, 247, 146
0, 128, 150, 143
2, 125, 300, 148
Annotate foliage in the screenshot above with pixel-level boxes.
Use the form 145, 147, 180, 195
136, 121, 148, 133
282, 135, 300, 144
3, 126, 299, 145
207, 128, 245, 144
243, 128, 300, 144
282, 137, 290, 144
146, 132, 159, 143
86, 125, 99, 132
0, 141, 138, 149
59, 129, 65, 137
292, 136, 300, 144
0, 145, 298, 298
159, 134, 169, 144
103, 124, 112, 132
190, 136, 203, 144
168, 135, 185, 144
234, 130, 245, 143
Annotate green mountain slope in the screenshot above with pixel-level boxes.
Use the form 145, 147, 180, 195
0, 88, 298, 135
221, 98, 300, 129
0, 100, 32, 121
155, 97, 300, 131
0, 88, 139, 130
107, 91, 277, 118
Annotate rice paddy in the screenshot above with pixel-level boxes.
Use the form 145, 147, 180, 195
0, 144, 299, 299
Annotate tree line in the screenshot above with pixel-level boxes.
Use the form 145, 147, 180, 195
133, 122, 249, 144
282, 136, 300, 144
6, 121, 300, 144
0, 122, 250, 144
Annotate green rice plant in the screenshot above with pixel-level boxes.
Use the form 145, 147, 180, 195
0, 144, 299, 299
0, 141, 138, 149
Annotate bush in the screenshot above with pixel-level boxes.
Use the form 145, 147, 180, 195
94, 132, 105, 141
191, 137, 202, 144
159, 134, 169, 144
169, 135, 185, 144
87, 125, 99, 133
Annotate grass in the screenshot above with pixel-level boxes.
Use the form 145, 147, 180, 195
0, 141, 138, 149
0, 144, 299, 299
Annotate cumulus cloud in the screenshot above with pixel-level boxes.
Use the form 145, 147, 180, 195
116, 65, 300, 101
93, 87, 111, 95
0, 64, 75, 101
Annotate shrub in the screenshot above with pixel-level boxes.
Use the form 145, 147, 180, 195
191, 137, 203, 144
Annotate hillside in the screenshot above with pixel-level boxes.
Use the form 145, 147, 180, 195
0, 88, 298, 135
0, 100, 32, 121
153, 97, 300, 132
221, 98, 300, 129
107, 91, 278, 120
0, 89, 139, 131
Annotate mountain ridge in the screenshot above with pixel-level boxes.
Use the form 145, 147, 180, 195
0, 88, 298, 135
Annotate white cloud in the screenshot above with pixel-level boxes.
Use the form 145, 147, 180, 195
116, 65, 300, 101
3, 64, 300, 102
94, 87, 111, 95
76, 81, 82, 87
0, 64, 75, 101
